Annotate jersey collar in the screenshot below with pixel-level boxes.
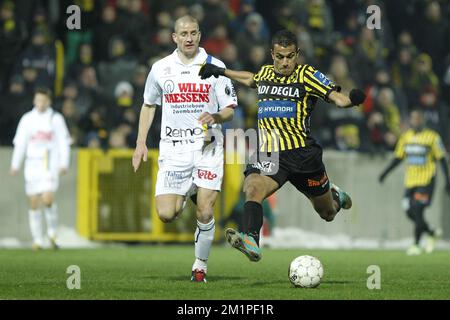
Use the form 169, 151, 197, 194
171, 47, 208, 66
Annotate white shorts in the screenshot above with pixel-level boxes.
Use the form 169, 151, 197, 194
23, 157, 60, 196
155, 145, 223, 196
25, 172, 59, 196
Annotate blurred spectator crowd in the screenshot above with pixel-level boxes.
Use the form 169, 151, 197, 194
0, 0, 449, 154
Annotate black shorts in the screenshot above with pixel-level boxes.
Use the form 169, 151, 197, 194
404, 178, 435, 207
244, 143, 329, 198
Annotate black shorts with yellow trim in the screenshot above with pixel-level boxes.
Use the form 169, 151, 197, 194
404, 178, 435, 207
244, 143, 329, 198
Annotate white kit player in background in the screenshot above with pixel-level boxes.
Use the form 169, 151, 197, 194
10, 88, 71, 250
132, 15, 237, 282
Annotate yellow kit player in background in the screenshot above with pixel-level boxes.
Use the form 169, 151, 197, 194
379, 110, 450, 255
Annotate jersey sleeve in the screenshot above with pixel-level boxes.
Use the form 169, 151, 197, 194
214, 75, 238, 111
302, 65, 339, 102
11, 115, 29, 170
431, 134, 446, 160
53, 113, 72, 169
252, 66, 265, 86
394, 133, 406, 159
143, 66, 162, 106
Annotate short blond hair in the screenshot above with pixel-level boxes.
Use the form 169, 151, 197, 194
174, 15, 199, 33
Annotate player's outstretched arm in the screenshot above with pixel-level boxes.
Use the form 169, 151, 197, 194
329, 89, 366, 108
198, 106, 235, 125
132, 103, 156, 172
378, 158, 402, 183
199, 63, 255, 88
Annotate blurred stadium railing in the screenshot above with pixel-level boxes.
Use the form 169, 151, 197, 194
1, 147, 448, 246
76, 149, 242, 242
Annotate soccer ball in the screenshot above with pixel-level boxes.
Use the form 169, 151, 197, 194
288, 255, 324, 288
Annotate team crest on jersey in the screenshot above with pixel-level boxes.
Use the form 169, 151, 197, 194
313, 70, 332, 86
164, 80, 175, 93
225, 85, 236, 97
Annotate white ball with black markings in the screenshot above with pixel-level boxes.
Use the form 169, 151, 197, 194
289, 255, 324, 288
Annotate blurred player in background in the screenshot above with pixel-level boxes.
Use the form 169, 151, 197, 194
10, 87, 71, 250
132, 16, 237, 282
379, 109, 450, 255
199, 30, 366, 262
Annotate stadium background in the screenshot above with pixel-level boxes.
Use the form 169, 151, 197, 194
0, 0, 449, 248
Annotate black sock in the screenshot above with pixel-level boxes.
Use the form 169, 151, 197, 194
411, 204, 430, 244
190, 194, 197, 205
243, 201, 263, 246
331, 189, 341, 212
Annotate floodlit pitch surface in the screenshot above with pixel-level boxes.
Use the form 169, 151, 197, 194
1, 246, 449, 299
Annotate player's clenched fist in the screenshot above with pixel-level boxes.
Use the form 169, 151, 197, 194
132, 142, 148, 172
198, 112, 217, 125
198, 63, 225, 80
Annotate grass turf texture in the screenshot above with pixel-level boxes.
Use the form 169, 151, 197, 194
1, 246, 449, 299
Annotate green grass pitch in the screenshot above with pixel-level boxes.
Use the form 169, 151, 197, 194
1, 246, 449, 299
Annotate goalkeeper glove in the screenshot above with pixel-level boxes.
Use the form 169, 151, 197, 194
349, 88, 366, 106
199, 63, 225, 79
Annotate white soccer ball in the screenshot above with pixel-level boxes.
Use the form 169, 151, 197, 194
288, 255, 324, 288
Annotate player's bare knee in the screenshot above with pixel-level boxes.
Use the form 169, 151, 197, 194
30, 201, 40, 210
42, 199, 53, 207
41, 193, 54, 207
156, 208, 177, 223
196, 204, 213, 220
29, 196, 40, 210
244, 183, 265, 202
196, 211, 214, 224
317, 208, 336, 222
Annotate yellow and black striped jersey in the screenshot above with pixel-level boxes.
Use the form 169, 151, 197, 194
394, 128, 446, 188
253, 64, 339, 152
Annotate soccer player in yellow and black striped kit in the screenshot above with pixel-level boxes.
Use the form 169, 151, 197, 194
379, 110, 450, 255
199, 30, 366, 262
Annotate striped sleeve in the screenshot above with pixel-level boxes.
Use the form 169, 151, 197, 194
302, 65, 338, 102
431, 133, 446, 160
394, 133, 406, 159
253, 65, 269, 86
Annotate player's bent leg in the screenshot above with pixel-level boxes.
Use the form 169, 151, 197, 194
225, 174, 278, 262
191, 188, 219, 282
310, 190, 338, 222
243, 173, 279, 203
156, 194, 185, 223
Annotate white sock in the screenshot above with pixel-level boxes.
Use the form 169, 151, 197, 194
29, 210, 44, 246
193, 218, 215, 272
44, 203, 58, 239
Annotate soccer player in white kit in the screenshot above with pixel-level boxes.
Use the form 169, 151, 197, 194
10, 88, 71, 250
132, 16, 237, 282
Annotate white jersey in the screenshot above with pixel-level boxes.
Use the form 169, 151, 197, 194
143, 47, 237, 153
11, 107, 71, 180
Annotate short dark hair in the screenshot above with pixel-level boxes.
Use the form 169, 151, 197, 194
34, 87, 52, 99
271, 30, 298, 50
